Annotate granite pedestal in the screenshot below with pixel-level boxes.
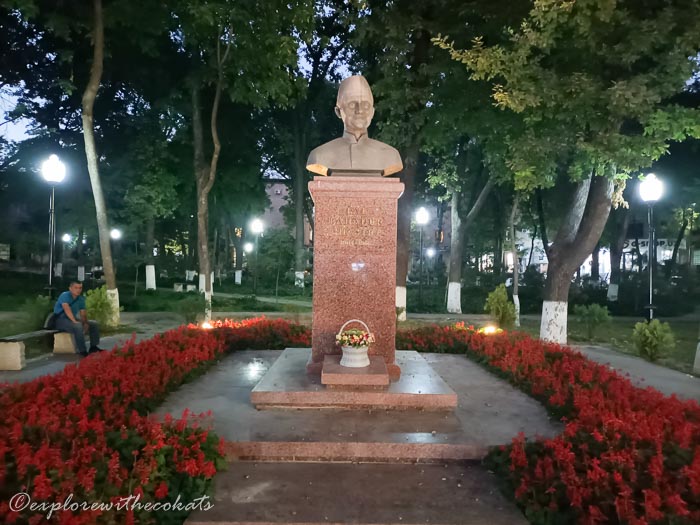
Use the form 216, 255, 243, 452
307, 177, 404, 379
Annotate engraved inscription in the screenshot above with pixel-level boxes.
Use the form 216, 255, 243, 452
323, 205, 387, 247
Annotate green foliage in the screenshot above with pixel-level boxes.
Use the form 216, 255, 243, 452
86, 286, 117, 328
632, 319, 675, 362
573, 304, 611, 341
484, 284, 516, 329
20, 295, 51, 331
174, 293, 206, 324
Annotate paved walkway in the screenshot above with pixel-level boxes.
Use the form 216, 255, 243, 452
0, 312, 183, 384
573, 344, 700, 401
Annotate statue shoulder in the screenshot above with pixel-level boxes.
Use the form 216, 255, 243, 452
306, 138, 346, 176
365, 138, 403, 176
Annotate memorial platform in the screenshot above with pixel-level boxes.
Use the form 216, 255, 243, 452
251, 348, 457, 410
321, 355, 390, 389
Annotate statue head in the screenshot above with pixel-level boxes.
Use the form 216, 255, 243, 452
335, 75, 375, 138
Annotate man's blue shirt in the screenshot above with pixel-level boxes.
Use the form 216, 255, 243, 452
53, 291, 86, 317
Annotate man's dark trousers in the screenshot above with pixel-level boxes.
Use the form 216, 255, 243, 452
55, 318, 100, 354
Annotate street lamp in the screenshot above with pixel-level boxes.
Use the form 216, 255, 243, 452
61, 233, 72, 243
639, 173, 663, 320
415, 207, 430, 309
243, 242, 254, 253
249, 218, 264, 296
41, 154, 66, 297
110, 228, 122, 240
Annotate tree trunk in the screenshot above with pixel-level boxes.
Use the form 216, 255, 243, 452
191, 35, 230, 321
591, 242, 600, 281
293, 123, 306, 288
527, 223, 537, 267
145, 217, 156, 290
447, 191, 464, 313
510, 197, 520, 327
81, 0, 119, 326
395, 143, 419, 321
540, 174, 614, 343
607, 207, 629, 302
671, 210, 688, 270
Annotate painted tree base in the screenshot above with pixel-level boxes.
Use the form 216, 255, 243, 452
396, 286, 407, 321
447, 282, 461, 314
295, 271, 305, 288
513, 294, 520, 328
106, 288, 120, 328
607, 284, 619, 302
540, 300, 567, 344
145, 264, 156, 290
235, 270, 242, 285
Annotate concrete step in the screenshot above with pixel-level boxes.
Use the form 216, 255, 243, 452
225, 441, 488, 463
185, 462, 526, 525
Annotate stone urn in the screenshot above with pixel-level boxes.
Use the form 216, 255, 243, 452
337, 319, 372, 368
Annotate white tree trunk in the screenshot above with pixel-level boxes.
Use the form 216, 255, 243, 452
204, 289, 212, 322
607, 283, 619, 301
199, 273, 206, 292
145, 264, 156, 290
106, 288, 120, 328
693, 323, 700, 375
295, 271, 305, 288
447, 282, 461, 314
78, 266, 85, 282
513, 294, 520, 328
396, 286, 407, 321
540, 300, 567, 344
235, 269, 242, 285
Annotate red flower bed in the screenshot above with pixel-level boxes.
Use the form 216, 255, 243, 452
398, 324, 700, 525
0, 317, 309, 524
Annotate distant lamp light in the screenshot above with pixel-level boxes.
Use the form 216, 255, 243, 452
61, 233, 72, 243
426, 247, 436, 258
639, 173, 663, 203
250, 218, 264, 234
201, 321, 213, 330
110, 228, 122, 240
41, 154, 66, 183
244, 242, 254, 253
415, 206, 429, 225
480, 325, 500, 335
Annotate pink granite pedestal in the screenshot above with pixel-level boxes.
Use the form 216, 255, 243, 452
307, 176, 404, 379
321, 355, 390, 389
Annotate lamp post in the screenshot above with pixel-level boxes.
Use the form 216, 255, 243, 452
250, 218, 264, 296
639, 173, 663, 321
415, 207, 429, 309
41, 154, 66, 298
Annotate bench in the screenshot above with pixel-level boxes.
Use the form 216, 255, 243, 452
0, 330, 77, 370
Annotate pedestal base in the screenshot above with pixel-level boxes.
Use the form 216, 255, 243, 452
254, 348, 456, 410
322, 355, 389, 388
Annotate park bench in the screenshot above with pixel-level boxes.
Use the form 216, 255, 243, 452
0, 329, 78, 371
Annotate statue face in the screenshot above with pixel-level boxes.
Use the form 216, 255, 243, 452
335, 92, 375, 136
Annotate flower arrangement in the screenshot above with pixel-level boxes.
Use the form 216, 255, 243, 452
336, 328, 375, 348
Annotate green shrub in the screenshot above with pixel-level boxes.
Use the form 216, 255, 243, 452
484, 284, 516, 329
86, 286, 118, 328
573, 304, 611, 340
21, 295, 52, 330
175, 292, 205, 323
632, 319, 675, 362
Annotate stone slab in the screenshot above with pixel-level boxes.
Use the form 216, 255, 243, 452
184, 462, 528, 525
321, 355, 389, 387
0, 342, 25, 371
308, 177, 404, 377
252, 349, 456, 410
156, 350, 561, 463
53, 332, 76, 354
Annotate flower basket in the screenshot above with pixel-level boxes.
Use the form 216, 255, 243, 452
335, 319, 374, 368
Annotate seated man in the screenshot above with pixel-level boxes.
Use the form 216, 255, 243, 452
53, 281, 102, 356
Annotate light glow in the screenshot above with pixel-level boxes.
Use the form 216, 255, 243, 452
639, 173, 663, 203
415, 207, 429, 225
41, 154, 66, 183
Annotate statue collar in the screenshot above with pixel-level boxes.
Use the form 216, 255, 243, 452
343, 130, 369, 144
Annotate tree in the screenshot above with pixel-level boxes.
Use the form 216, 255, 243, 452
173, 0, 312, 319
438, 0, 700, 342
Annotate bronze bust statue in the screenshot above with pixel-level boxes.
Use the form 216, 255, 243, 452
306, 75, 403, 177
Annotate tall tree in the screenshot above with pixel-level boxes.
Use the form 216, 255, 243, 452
438, 0, 700, 342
